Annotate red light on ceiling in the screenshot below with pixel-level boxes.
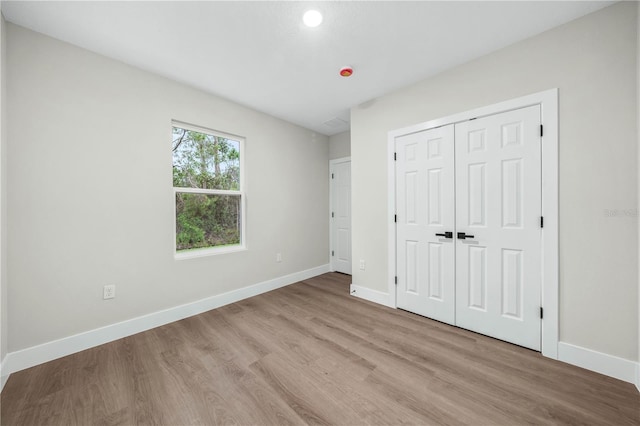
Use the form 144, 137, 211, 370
340, 67, 353, 77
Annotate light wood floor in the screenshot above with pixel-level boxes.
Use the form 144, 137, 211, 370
2, 273, 639, 425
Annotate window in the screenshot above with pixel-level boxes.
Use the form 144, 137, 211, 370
172, 122, 244, 257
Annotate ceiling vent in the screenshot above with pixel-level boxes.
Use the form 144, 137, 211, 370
323, 117, 349, 128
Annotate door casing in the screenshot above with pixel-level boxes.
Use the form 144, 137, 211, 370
387, 89, 558, 359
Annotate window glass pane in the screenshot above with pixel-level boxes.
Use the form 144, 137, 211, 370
172, 126, 240, 190
176, 192, 241, 251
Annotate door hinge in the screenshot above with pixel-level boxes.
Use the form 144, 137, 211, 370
540, 307, 544, 319
332, 212, 334, 218
395, 276, 398, 285
331, 250, 334, 256
394, 152, 397, 161
540, 124, 544, 137
540, 216, 544, 228
394, 214, 397, 223
331, 173, 334, 179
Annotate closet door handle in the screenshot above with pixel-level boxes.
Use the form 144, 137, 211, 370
435, 232, 453, 239
457, 232, 475, 239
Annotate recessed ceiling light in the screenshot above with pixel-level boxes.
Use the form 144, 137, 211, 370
303, 10, 323, 28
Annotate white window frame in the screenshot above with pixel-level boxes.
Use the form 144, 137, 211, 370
172, 120, 246, 260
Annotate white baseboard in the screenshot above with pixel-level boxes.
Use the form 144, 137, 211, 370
0, 355, 7, 392
636, 362, 639, 392
2, 264, 330, 381
349, 284, 393, 308
558, 341, 639, 386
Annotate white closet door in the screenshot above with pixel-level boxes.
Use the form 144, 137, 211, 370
396, 125, 456, 325
454, 105, 542, 350
331, 160, 352, 274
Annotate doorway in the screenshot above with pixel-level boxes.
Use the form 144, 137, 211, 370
330, 157, 352, 274
396, 105, 542, 350
388, 90, 558, 357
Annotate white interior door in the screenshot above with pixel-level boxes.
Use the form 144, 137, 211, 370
455, 105, 542, 350
396, 126, 456, 325
394, 105, 543, 351
331, 159, 351, 274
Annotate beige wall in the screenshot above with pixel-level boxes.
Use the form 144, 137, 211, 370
329, 131, 351, 160
351, 2, 638, 361
0, 13, 6, 364
6, 23, 329, 352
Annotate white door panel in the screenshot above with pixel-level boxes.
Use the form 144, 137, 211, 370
396, 125, 455, 325
455, 105, 542, 350
394, 105, 542, 351
331, 161, 351, 274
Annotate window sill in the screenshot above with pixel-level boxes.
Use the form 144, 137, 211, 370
175, 245, 247, 260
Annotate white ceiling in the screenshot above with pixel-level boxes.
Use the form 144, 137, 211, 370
2, 1, 613, 136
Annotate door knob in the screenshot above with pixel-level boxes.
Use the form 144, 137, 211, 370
457, 232, 475, 239
435, 231, 453, 238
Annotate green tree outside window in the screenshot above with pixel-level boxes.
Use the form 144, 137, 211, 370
172, 125, 242, 252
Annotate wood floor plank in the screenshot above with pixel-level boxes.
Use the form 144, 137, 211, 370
2, 272, 639, 425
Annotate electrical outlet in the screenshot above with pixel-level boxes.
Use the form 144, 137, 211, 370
103, 284, 116, 300
359, 259, 366, 270
276, 252, 282, 263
